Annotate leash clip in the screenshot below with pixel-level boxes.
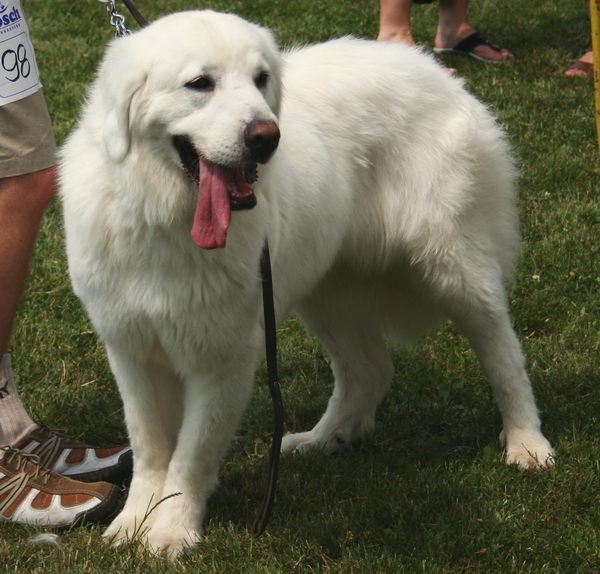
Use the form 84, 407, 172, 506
98, 0, 148, 37
97, 0, 132, 38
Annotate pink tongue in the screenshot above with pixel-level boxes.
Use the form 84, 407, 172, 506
191, 159, 252, 249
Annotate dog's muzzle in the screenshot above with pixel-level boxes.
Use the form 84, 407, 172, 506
173, 121, 280, 250
173, 118, 280, 195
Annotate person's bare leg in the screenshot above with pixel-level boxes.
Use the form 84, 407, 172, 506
435, 0, 512, 61
378, 0, 457, 73
0, 167, 55, 357
378, 0, 415, 44
0, 168, 55, 445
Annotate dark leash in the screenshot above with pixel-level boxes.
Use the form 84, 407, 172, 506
121, 0, 148, 27
254, 242, 284, 536
98, 0, 285, 538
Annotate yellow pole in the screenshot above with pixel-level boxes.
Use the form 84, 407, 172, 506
591, 0, 600, 148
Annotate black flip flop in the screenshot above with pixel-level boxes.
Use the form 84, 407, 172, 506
434, 32, 512, 63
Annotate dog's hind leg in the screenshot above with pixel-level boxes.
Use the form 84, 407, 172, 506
436, 260, 555, 470
282, 292, 394, 455
103, 346, 183, 545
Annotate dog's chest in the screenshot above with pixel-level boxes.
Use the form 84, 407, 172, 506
78, 232, 262, 355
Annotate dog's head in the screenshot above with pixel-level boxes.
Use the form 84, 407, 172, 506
96, 10, 282, 249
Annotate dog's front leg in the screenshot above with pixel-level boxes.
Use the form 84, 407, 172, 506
103, 347, 183, 546
144, 360, 256, 559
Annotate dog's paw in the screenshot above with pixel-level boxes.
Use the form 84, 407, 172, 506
282, 412, 376, 455
145, 526, 201, 560
282, 431, 321, 454
500, 429, 555, 470
281, 428, 352, 455
103, 511, 152, 546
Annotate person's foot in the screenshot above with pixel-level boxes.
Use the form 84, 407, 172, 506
434, 25, 513, 62
377, 29, 456, 74
377, 26, 415, 45
565, 50, 593, 78
13, 426, 132, 483
0, 446, 119, 527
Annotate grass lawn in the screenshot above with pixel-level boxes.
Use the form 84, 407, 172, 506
1, 0, 599, 572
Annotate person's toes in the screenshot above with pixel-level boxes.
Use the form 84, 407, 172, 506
472, 44, 513, 62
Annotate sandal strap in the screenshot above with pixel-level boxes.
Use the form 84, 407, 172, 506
452, 32, 501, 55
567, 60, 593, 74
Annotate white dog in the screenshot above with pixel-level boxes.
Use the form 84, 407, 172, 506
60, 10, 554, 558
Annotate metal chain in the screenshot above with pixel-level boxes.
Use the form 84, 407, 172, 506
97, 0, 132, 37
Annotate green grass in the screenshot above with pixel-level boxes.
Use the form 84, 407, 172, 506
2, 0, 599, 572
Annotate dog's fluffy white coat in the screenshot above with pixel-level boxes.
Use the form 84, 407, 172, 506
60, 10, 553, 557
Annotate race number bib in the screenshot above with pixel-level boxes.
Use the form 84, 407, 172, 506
0, 1, 41, 106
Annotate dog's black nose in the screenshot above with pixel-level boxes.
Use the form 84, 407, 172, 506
244, 119, 280, 163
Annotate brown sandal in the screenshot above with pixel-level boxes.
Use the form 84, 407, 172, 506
565, 50, 593, 78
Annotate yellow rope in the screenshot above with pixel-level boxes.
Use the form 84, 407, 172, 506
591, 0, 600, 148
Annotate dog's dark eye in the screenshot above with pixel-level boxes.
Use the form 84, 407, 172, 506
254, 71, 269, 89
185, 75, 215, 91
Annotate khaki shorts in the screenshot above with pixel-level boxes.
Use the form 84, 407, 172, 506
0, 89, 57, 178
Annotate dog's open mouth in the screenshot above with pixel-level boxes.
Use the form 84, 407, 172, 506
173, 135, 257, 249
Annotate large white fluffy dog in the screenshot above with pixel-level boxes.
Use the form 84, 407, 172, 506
60, 10, 554, 557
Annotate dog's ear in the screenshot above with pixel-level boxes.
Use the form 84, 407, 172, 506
99, 40, 147, 162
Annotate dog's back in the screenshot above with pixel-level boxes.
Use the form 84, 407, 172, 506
264, 38, 518, 315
